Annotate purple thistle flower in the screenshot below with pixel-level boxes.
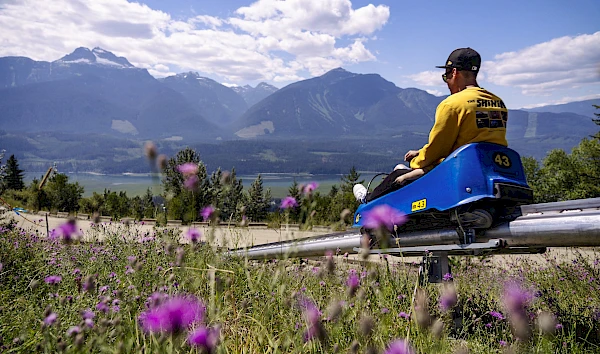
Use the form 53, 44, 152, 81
188, 326, 220, 353
346, 273, 360, 296
398, 312, 410, 319
280, 196, 298, 209
303, 182, 319, 195
96, 302, 109, 313
442, 273, 453, 281
503, 281, 534, 314
185, 228, 202, 243
44, 312, 57, 327
127, 256, 137, 264
499, 340, 507, 346
44, 275, 62, 284
66, 326, 81, 337
81, 309, 95, 320
381, 308, 390, 314
362, 205, 407, 231
490, 311, 505, 320
201, 206, 215, 221
139, 295, 205, 333
177, 163, 199, 176
384, 339, 415, 354
556, 323, 563, 329
439, 284, 457, 312
50, 220, 81, 243
183, 175, 199, 191
84, 318, 94, 328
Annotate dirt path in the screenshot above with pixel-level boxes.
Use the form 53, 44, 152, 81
4, 212, 598, 267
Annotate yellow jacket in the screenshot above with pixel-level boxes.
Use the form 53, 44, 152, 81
410, 87, 508, 170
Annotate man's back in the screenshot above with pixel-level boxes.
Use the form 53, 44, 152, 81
409, 87, 508, 170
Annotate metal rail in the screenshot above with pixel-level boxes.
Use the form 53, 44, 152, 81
229, 198, 600, 260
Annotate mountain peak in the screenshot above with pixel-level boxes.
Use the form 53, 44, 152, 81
56, 47, 134, 68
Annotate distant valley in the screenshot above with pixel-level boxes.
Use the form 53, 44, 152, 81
0, 47, 598, 175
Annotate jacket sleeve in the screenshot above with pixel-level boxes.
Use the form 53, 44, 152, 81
409, 102, 460, 169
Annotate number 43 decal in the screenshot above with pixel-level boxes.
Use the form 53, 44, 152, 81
493, 152, 512, 168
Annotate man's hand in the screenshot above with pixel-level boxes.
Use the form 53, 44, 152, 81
404, 150, 420, 162
394, 175, 407, 186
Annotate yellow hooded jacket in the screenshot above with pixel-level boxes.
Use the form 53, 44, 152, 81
409, 87, 508, 171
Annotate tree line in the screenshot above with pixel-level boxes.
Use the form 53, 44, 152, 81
1, 105, 598, 225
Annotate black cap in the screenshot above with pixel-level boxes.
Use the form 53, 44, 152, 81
436, 48, 481, 72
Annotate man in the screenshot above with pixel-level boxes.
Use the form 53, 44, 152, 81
354, 47, 508, 203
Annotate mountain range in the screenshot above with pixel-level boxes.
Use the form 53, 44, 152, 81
0, 47, 598, 173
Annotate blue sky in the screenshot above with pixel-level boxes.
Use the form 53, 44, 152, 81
0, 0, 599, 109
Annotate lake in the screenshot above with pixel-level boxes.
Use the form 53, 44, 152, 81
25, 172, 382, 199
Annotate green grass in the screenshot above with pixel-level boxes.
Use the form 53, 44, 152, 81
1, 216, 599, 353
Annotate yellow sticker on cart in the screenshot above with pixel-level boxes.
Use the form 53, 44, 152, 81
493, 152, 512, 168
355, 214, 361, 223
411, 199, 427, 212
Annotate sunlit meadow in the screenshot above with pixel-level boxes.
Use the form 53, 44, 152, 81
1, 209, 600, 353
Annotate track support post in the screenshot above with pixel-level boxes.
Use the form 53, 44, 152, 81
419, 251, 450, 285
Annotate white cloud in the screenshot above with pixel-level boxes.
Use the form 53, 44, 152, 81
406, 70, 444, 86
0, 0, 389, 84
484, 32, 600, 95
519, 93, 600, 109
425, 89, 444, 97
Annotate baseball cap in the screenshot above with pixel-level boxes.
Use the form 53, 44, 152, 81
436, 48, 481, 72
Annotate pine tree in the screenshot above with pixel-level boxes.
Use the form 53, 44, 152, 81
4, 154, 25, 191
287, 179, 302, 222
593, 105, 600, 139
246, 174, 270, 222
221, 168, 244, 223
340, 166, 364, 212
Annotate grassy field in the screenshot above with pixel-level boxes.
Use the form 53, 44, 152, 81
1, 215, 600, 353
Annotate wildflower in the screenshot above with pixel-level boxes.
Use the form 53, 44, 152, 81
127, 256, 137, 264
188, 326, 220, 352
442, 273, 453, 281
499, 340, 507, 346
185, 228, 202, 243
201, 206, 215, 221
183, 175, 199, 191
503, 281, 534, 341
362, 204, 406, 232
303, 182, 319, 195
139, 295, 205, 333
44, 275, 62, 284
177, 162, 199, 176
66, 326, 81, 337
83, 275, 95, 292
50, 219, 81, 244
490, 311, 505, 320
346, 272, 360, 297
73, 268, 80, 275
144, 141, 157, 160
326, 301, 343, 322
298, 298, 326, 343
280, 196, 298, 209
439, 283, 457, 312
359, 315, 375, 337
84, 318, 94, 328
503, 281, 534, 315
43, 313, 57, 327
398, 312, 410, 319
415, 289, 432, 328
381, 308, 390, 314
157, 154, 168, 170
96, 302, 109, 313
384, 339, 415, 354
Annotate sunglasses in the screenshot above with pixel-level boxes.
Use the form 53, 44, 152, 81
442, 69, 454, 83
